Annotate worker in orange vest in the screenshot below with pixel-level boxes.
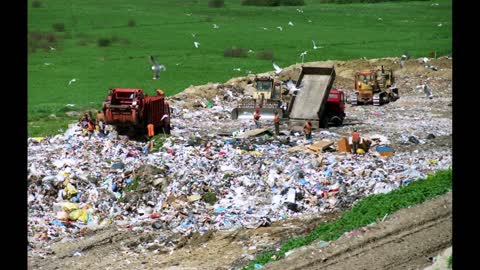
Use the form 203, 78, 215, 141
303, 121, 312, 140
273, 111, 280, 135
87, 120, 95, 139
147, 122, 155, 139
352, 129, 360, 154
253, 108, 261, 129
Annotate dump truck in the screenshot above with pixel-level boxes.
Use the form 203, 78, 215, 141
102, 88, 171, 136
231, 76, 287, 120
325, 89, 346, 126
350, 66, 399, 106
287, 66, 337, 129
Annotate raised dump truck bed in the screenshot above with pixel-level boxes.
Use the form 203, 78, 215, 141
288, 66, 336, 130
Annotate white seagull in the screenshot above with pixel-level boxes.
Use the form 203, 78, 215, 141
272, 62, 283, 74
286, 80, 301, 95
276, 26, 283, 31
378, 17, 383, 21
44, 62, 53, 66
248, 49, 255, 54
299, 51, 308, 63
191, 33, 196, 37
296, 9, 304, 13
312, 40, 322, 49
49, 46, 56, 51
262, 27, 268, 30
68, 78, 77, 85
437, 23, 442, 27
288, 21, 294, 26
149, 56, 166, 80
213, 24, 219, 29
308, 19, 312, 23
233, 67, 241, 71
194, 41, 200, 48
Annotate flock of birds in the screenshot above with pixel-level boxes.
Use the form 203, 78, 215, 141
58, 3, 444, 86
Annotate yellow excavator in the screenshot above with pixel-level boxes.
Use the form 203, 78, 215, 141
350, 66, 399, 106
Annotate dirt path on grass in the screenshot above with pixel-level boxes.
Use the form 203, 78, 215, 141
29, 193, 451, 270
264, 192, 452, 270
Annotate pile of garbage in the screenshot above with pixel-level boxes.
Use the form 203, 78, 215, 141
28, 58, 452, 257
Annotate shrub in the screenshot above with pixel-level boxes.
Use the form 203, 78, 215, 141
97, 38, 111, 47
224, 47, 247, 58
208, 0, 225, 8
280, 0, 305, 5
52, 23, 65, 32
76, 39, 89, 46
256, 50, 274, 60
32, 0, 42, 8
241, 0, 280, 6
127, 19, 136, 27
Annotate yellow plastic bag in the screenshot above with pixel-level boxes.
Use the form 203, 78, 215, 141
356, 149, 365, 154
64, 183, 78, 198
69, 209, 88, 222
58, 201, 79, 211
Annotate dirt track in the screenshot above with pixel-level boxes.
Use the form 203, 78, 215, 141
29, 193, 451, 270
265, 192, 452, 270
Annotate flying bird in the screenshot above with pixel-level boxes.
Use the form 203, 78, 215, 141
276, 26, 283, 31
272, 62, 283, 74
288, 21, 294, 26
312, 40, 322, 50
299, 51, 308, 63
149, 56, 166, 80
68, 78, 77, 85
286, 80, 301, 95
194, 41, 200, 48
213, 24, 219, 29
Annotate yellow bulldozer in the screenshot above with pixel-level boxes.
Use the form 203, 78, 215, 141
350, 66, 399, 106
231, 76, 290, 120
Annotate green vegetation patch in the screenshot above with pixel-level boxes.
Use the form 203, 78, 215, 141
242, 169, 452, 270
28, 0, 452, 136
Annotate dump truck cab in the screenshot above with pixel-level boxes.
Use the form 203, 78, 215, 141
325, 89, 346, 126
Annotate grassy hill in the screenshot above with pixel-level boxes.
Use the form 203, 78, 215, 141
28, 0, 451, 136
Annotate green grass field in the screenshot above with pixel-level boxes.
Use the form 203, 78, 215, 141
28, 0, 451, 136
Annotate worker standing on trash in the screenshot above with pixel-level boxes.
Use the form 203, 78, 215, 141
352, 129, 360, 154
273, 111, 280, 135
147, 122, 155, 140
303, 121, 312, 140
87, 120, 95, 139
253, 108, 261, 129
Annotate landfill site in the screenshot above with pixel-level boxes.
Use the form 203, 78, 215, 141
28, 57, 452, 270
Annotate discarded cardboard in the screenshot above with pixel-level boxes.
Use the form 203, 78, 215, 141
288, 140, 333, 154
236, 128, 272, 138
337, 138, 351, 153
307, 140, 334, 152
